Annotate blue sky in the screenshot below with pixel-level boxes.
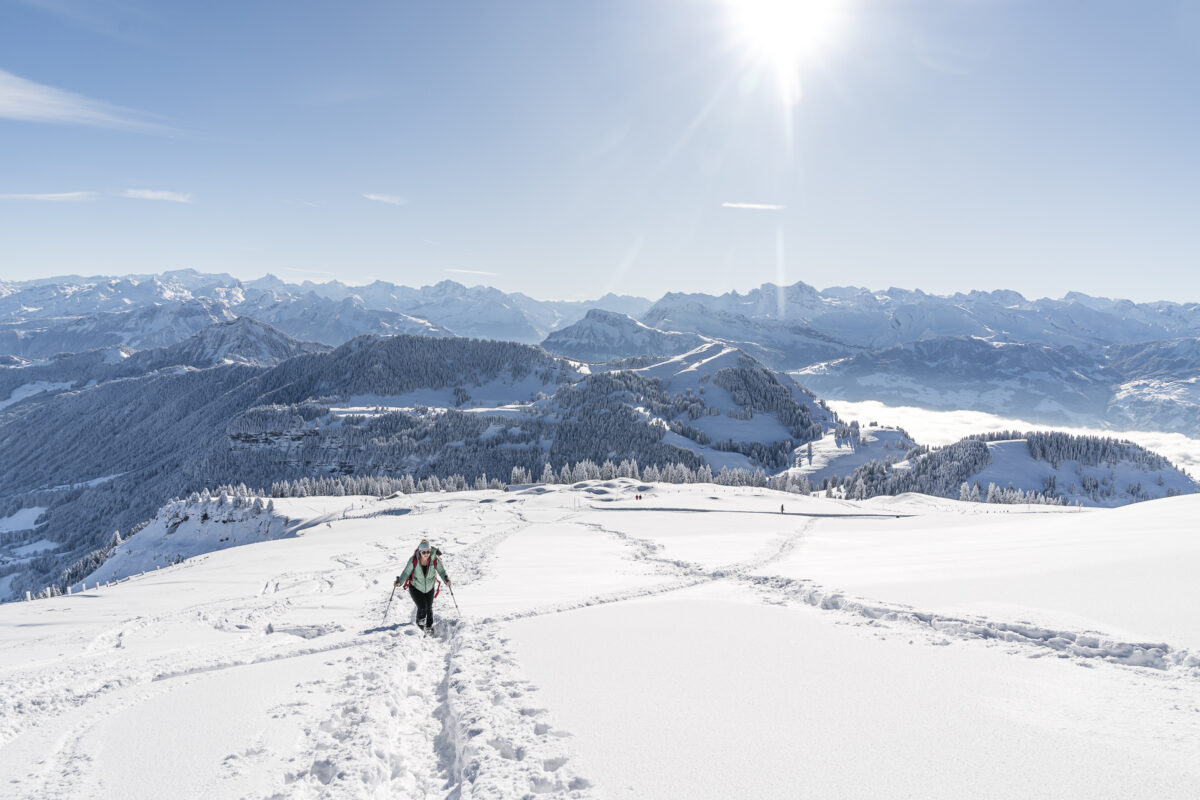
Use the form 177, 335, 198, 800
1, 0, 1198, 302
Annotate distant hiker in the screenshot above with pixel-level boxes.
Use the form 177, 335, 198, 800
781, 504, 784, 514
395, 539, 450, 634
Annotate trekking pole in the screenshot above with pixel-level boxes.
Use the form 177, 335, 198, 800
446, 581, 462, 618
382, 582, 397, 623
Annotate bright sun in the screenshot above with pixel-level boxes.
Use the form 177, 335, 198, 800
727, 0, 847, 99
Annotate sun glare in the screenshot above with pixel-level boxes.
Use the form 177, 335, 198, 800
727, 0, 847, 101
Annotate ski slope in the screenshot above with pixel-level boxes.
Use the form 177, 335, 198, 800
1, 483, 1198, 799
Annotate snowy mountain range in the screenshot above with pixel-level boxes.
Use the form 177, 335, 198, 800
642, 283, 1200, 352
0, 270, 651, 348
6, 272, 1199, 438
5, 273, 1200, 359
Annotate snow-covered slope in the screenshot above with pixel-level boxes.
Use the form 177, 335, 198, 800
2, 483, 1198, 798
799, 335, 1200, 438
237, 293, 454, 345
83, 495, 293, 585
827, 398, 1200, 476
130, 316, 328, 368
962, 437, 1196, 506
833, 431, 1199, 507
353, 280, 545, 343
620, 343, 836, 471
540, 308, 711, 362
789, 423, 919, 485
0, 318, 326, 413
640, 300, 855, 368
796, 336, 1112, 420
1105, 338, 1200, 434
0, 299, 237, 358
0, 273, 231, 319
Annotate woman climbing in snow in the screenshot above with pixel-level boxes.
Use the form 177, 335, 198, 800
395, 539, 451, 634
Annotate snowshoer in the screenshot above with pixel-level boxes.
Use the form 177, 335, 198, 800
395, 539, 450, 634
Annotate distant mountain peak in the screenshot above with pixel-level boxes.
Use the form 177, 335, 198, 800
150, 316, 328, 367
541, 309, 711, 362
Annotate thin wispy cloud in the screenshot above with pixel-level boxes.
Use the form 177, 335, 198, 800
363, 193, 408, 206
722, 202, 787, 211
0, 191, 96, 201
122, 188, 192, 203
446, 268, 500, 276
0, 69, 168, 133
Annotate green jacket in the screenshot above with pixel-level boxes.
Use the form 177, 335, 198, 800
398, 550, 450, 593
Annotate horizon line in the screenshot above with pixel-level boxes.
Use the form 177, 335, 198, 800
0, 269, 1183, 307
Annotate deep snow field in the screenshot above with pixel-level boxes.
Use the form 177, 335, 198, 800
2, 481, 1199, 799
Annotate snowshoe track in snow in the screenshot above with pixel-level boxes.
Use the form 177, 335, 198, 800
740, 572, 1200, 677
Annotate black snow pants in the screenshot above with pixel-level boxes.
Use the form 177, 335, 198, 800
409, 584, 435, 629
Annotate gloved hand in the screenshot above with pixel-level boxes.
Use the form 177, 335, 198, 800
444, 577, 451, 586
